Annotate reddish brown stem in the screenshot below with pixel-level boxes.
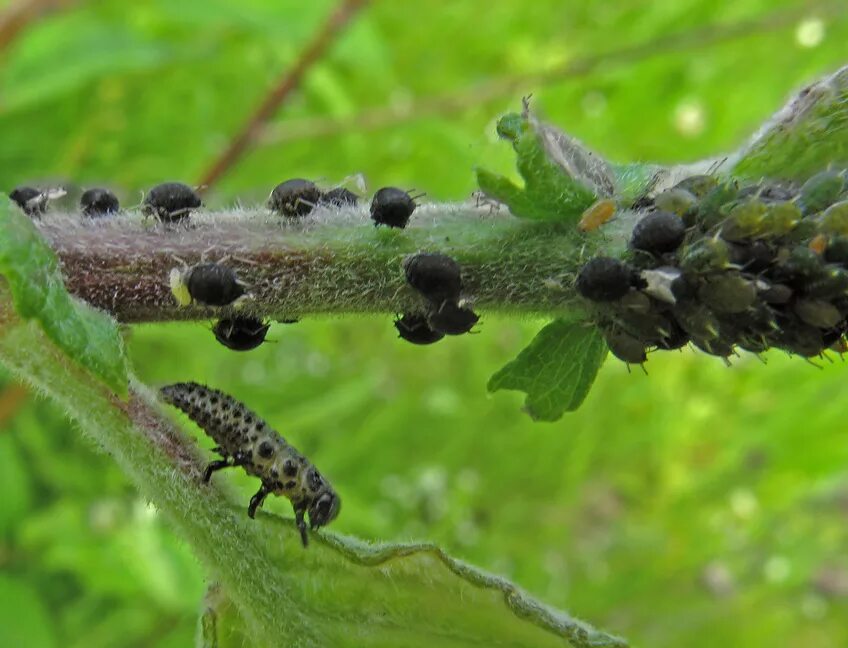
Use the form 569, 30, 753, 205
196, 0, 370, 190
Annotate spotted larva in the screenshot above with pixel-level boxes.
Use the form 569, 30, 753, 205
160, 382, 340, 546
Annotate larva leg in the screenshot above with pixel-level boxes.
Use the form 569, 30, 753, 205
203, 456, 247, 482
295, 508, 308, 547
203, 459, 231, 483
247, 484, 271, 519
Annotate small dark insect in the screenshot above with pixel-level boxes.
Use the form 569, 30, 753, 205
394, 312, 445, 345
160, 382, 340, 547
142, 182, 201, 223
576, 257, 632, 302
427, 300, 480, 335
170, 262, 246, 307
673, 174, 718, 198
370, 187, 417, 228
80, 188, 120, 217
797, 170, 845, 216
213, 316, 270, 351
268, 179, 321, 217
630, 211, 686, 255
403, 252, 462, 305
794, 299, 842, 329
320, 187, 359, 207
10, 186, 48, 216
604, 329, 648, 365
697, 273, 757, 314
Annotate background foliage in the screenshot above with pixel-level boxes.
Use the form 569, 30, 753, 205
1, 0, 847, 646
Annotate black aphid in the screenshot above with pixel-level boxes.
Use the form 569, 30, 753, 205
370, 187, 416, 228
268, 179, 321, 217
213, 316, 270, 351
10, 186, 47, 216
142, 182, 201, 223
576, 257, 632, 302
403, 252, 462, 305
160, 383, 340, 546
80, 188, 120, 217
604, 329, 648, 365
630, 211, 686, 255
427, 300, 479, 335
320, 187, 359, 207
394, 312, 445, 345
170, 263, 246, 307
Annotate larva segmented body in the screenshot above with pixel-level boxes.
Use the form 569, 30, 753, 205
160, 382, 340, 546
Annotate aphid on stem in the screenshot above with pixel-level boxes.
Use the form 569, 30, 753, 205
170, 260, 249, 307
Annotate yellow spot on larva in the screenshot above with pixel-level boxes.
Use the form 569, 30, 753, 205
809, 234, 828, 255
578, 199, 616, 232
169, 268, 193, 306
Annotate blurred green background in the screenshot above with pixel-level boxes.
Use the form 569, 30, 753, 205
1, 0, 847, 646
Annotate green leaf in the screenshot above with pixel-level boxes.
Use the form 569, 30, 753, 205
488, 318, 608, 422
476, 110, 603, 222
0, 311, 627, 648
731, 64, 848, 183
0, 575, 57, 648
0, 196, 128, 395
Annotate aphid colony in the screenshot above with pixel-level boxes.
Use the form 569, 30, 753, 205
396, 252, 479, 344
10, 179, 420, 229
575, 169, 848, 365
160, 382, 340, 546
266, 178, 421, 228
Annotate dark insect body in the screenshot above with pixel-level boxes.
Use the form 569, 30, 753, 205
320, 187, 359, 207
427, 300, 479, 335
80, 188, 120, 217
160, 382, 340, 547
576, 257, 632, 302
403, 253, 463, 304
603, 329, 647, 365
630, 211, 686, 255
170, 263, 246, 307
268, 179, 321, 217
579, 167, 848, 367
213, 316, 270, 351
370, 187, 416, 228
10, 186, 48, 216
142, 182, 201, 222
394, 312, 444, 345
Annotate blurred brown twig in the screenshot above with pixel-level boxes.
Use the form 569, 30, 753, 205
0, 0, 77, 56
196, 0, 370, 191
259, 2, 843, 145
0, 383, 28, 429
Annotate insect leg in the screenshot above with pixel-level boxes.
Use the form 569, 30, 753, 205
294, 507, 308, 547
202, 459, 231, 483
203, 455, 248, 482
247, 484, 271, 519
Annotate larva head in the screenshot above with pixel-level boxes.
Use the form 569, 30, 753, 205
304, 467, 341, 529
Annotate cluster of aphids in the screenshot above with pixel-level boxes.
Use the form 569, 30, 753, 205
10, 178, 422, 225
11, 178, 478, 349
576, 169, 848, 366
396, 253, 479, 344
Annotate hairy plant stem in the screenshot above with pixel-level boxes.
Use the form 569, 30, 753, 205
37, 203, 638, 324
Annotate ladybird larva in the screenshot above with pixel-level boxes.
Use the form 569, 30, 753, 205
160, 382, 340, 546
